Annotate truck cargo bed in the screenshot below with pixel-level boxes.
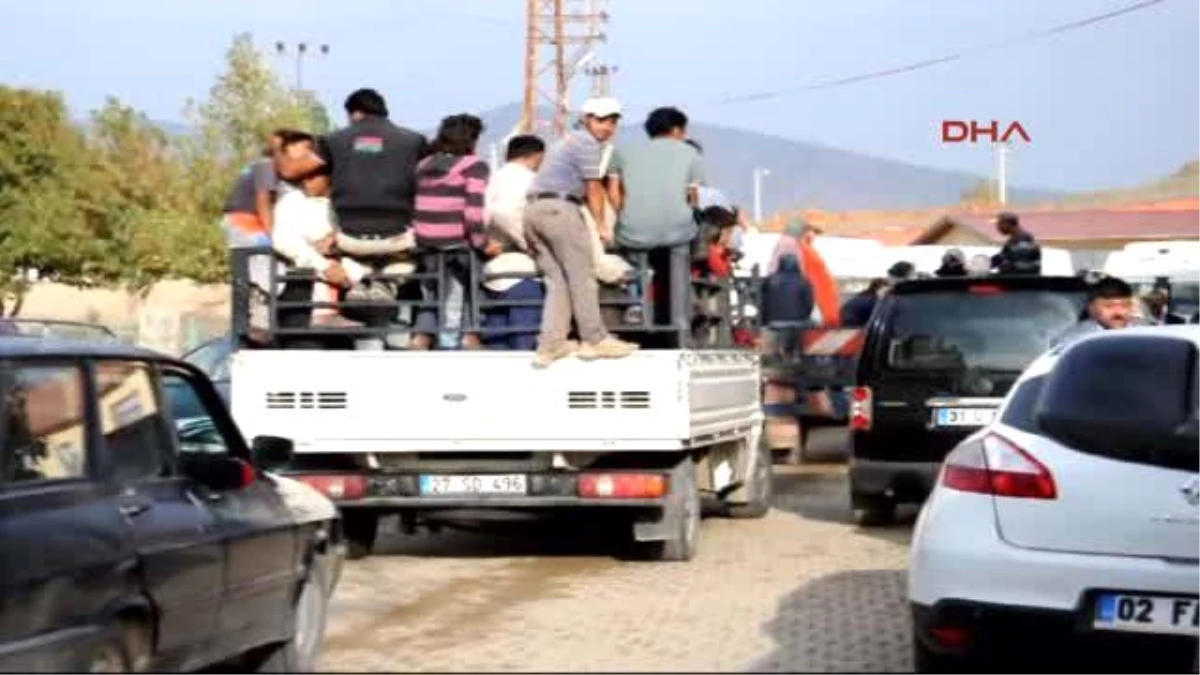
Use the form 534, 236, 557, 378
230, 349, 761, 453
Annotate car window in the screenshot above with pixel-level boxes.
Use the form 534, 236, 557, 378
998, 375, 1046, 433
183, 338, 232, 381
160, 371, 230, 456
884, 290, 1086, 372
0, 363, 88, 485
94, 361, 174, 483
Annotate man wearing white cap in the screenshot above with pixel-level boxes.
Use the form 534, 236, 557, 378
523, 96, 639, 368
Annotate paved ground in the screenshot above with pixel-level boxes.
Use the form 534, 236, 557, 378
319, 429, 918, 673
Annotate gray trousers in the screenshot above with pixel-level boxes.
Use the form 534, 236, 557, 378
525, 199, 609, 347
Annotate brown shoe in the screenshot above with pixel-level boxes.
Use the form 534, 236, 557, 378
577, 337, 639, 361
311, 313, 364, 329
533, 341, 577, 369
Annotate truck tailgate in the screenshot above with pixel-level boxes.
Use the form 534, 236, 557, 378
230, 350, 759, 452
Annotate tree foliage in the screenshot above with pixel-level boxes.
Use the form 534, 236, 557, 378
0, 34, 333, 315
959, 178, 1000, 207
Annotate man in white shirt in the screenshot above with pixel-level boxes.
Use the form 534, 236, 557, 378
480, 135, 545, 349
272, 138, 367, 328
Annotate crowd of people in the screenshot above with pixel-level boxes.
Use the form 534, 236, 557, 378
223, 88, 750, 367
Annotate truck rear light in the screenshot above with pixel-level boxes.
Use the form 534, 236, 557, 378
850, 386, 873, 431
968, 284, 1004, 295
297, 475, 367, 501
578, 473, 667, 499
942, 434, 1057, 500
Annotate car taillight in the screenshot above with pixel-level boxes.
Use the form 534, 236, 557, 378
578, 473, 667, 499
297, 475, 368, 500
850, 386, 873, 431
942, 434, 1057, 500
968, 284, 1004, 295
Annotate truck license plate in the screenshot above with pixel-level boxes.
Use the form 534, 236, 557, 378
1093, 594, 1199, 636
419, 474, 528, 496
933, 407, 996, 427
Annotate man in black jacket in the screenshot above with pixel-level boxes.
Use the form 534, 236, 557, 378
990, 212, 1041, 275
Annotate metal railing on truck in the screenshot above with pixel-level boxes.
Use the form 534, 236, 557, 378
230, 244, 761, 351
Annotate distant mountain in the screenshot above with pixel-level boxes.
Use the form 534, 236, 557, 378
1041, 159, 1198, 209
135, 104, 1069, 211
462, 103, 1061, 212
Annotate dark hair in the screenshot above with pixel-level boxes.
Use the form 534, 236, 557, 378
1088, 275, 1133, 301
996, 211, 1020, 228
280, 131, 316, 150
866, 278, 890, 294
887, 261, 916, 280
506, 134, 545, 161
644, 107, 689, 138
344, 88, 389, 118
433, 114, 485, 156
685, 139, 703, 153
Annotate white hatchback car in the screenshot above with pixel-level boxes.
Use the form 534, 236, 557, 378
908, 325, 1199, 673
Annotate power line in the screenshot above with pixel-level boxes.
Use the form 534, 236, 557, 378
715, 0, 1176, 105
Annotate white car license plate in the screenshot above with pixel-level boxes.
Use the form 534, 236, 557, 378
419, 474, 528, 496
933, 407, 996, 427
1093, 594, 1200, 636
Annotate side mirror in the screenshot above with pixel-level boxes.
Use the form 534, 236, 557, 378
251, 435, 294, 471
1035, 334, 1198, 469
180, 453, 256, 492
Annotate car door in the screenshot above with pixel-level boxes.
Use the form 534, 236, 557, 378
0, 359, 140, 672
156, 364, 301, 654
91, 359, 225, 671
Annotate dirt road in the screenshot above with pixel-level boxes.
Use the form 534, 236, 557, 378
320, 430, 916, 673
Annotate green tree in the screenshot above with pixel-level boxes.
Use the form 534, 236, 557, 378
960, 178, 999, 206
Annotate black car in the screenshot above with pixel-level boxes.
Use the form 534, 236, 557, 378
0, 338, 343, 672
849, 275, 1088, 525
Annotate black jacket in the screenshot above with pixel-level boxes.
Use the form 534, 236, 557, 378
761, 256, 814, 326
319, 116, 429, 237
991, 230, 1042, 275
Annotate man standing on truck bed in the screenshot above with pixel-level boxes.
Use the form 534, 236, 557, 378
524, 96, 639, 368
279, 88, 429, 304
990, 211, 1042, 275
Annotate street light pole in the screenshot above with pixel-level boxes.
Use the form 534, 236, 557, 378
274, 41, 330, 91
752, 167, 771, 226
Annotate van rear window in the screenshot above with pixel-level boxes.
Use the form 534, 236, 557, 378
885, 290, 1086, 372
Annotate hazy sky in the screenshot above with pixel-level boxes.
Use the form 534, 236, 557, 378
1, 0, 1196, 192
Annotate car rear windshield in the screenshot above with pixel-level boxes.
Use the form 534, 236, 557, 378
885, 289, 1086, 372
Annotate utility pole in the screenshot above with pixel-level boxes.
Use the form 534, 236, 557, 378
584, 63, 618, 97
995, 141, 1010, 205
522, 0, 609, 138
274, 41, 329, 91
752, 167, 771, 226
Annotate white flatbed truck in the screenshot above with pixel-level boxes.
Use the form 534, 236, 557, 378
227, 246, 770, 561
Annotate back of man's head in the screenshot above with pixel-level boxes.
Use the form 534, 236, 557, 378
644, 107, 689, 138
344, 88, 389, 119
506, 134, 546, 162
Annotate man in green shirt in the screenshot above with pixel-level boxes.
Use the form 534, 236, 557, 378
607, 107, 706, 344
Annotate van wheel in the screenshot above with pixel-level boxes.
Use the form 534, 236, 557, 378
853, 496, 896, 527
637, 458, 701, 562
343, 511, 378, 560
726, 440, 773, 519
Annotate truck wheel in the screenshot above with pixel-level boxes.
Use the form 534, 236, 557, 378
342, 511, 378, 560
726, 439, 773, 519
638, 458, 701, 562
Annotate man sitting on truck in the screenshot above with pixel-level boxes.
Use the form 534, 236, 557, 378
271, 133, 367, 330
607, 107, 706, 342
279, 88, 429, 306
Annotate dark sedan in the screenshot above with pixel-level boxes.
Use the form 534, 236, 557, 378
0, 337, 342, 672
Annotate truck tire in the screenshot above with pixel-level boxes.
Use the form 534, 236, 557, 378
638, 458, 701, 562
342, 511, 378, 560
853, 495, 896, 527
726, 439, 773, 519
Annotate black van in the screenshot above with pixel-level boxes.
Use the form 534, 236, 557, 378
848, 275, 1089, 525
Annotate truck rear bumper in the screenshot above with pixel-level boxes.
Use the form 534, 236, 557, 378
281, 470, 670, 510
